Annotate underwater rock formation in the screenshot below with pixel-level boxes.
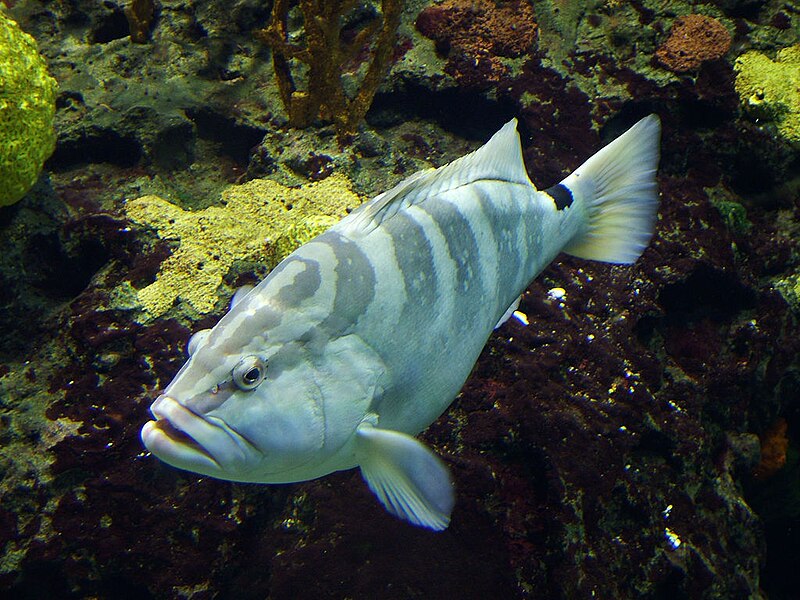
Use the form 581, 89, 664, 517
0, 11, 57, 206
735, 45, 800, 145
655, 14, 731, 73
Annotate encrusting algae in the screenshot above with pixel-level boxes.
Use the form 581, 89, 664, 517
734, 44, 800, 145
124, 174, 362, 317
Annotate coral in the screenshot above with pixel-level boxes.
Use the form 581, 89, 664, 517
753, 418, 790, 480
416, 0, 537, 89
258, 0, 402, 138
124, 174, 362, 317
0, 11, 57, 206
655, 14, 731, 73
734, 45, 800, 145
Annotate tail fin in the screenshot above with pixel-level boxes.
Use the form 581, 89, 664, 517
561, 114, 661, 264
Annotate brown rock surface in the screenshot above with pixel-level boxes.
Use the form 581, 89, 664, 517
656, 14, 732, 73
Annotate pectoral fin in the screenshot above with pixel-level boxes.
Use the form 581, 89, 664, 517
355, 424, 455, 531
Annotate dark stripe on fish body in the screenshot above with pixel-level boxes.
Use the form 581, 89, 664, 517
420, 201, 482, 296
471, 184, 532, 307
384, 212, 438, 313
471, 185, 507, 290
474, 184, 512, 241
544, 183, 573, 210
318, 231, 377, 334
219, 259, 298, 346
273, 257, 322, 307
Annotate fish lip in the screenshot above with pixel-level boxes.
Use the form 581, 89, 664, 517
144, 418, 219, 465
140, 417, 223, 476
142, 394, 251, 474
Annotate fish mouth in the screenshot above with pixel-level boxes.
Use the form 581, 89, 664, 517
144, 419, 212, 459
141, 395, 250, 476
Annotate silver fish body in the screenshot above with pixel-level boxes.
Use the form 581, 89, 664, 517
142, 116, 661, 530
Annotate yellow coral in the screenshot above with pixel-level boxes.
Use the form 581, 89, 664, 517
0, 11, 58, 206
124, 174, 362, 317
734, 45, 800, 144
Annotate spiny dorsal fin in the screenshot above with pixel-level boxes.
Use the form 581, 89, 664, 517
347, 119, 532, 233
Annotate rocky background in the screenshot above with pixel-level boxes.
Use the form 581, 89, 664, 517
1, 0, 799, 598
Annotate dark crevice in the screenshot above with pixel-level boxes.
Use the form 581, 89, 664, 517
23, 232, 109, 299
658, 264, 757, 324
367, 84, 517, 141
48, 130, 143, 170
90, 8, 129, 44
186, 108, 266, 165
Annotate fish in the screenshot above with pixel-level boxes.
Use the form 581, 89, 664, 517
141, 115, 661, 530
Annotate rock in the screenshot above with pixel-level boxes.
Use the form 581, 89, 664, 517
656, 14, 732, 73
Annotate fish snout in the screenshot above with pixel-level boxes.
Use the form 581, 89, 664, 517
141, 394, 257, 478
141, 395, 226, 474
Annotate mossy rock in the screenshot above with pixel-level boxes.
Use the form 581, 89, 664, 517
734, 45, 800, 146
0, 10, 58, 206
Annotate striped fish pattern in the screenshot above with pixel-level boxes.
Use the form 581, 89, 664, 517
141, 115, 661, 530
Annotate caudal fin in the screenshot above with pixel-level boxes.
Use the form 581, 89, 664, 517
561, 114, 661, 264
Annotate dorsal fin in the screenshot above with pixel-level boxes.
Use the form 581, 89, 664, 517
347, 119, 533, 233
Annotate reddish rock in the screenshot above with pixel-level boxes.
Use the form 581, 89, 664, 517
753, 418, 789, 480
416, 0, 537, 88
656, 14, 732, 73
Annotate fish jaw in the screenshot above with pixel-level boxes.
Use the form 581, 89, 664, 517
141, 394, 261, 480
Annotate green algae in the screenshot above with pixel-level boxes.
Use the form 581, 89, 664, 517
775, 273, 800, 313
708, 196, 752, 234
0, 10, 57, 206
0, 355, 81, 575
735, 45, 800, 145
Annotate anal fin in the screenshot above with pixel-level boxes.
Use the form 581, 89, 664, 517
495, 295, 522, 329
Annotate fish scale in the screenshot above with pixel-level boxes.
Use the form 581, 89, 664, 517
142, 115, 661, 531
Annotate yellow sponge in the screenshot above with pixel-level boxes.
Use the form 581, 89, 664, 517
0, 11, 57, 206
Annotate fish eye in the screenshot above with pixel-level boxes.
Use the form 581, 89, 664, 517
232, 355, 266, 391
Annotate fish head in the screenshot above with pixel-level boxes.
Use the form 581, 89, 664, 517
140, 306, 383, 483
140, 315, 334, 482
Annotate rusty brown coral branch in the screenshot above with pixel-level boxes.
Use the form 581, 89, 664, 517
258, 0, 403, 140
349, 0, 402, 132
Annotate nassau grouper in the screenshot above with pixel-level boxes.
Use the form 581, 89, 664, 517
141, 115, 661, 530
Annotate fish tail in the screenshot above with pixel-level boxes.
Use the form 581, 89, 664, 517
559, 114, 661, 264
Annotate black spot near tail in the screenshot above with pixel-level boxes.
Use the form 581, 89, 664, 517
545, 184, 573, 210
